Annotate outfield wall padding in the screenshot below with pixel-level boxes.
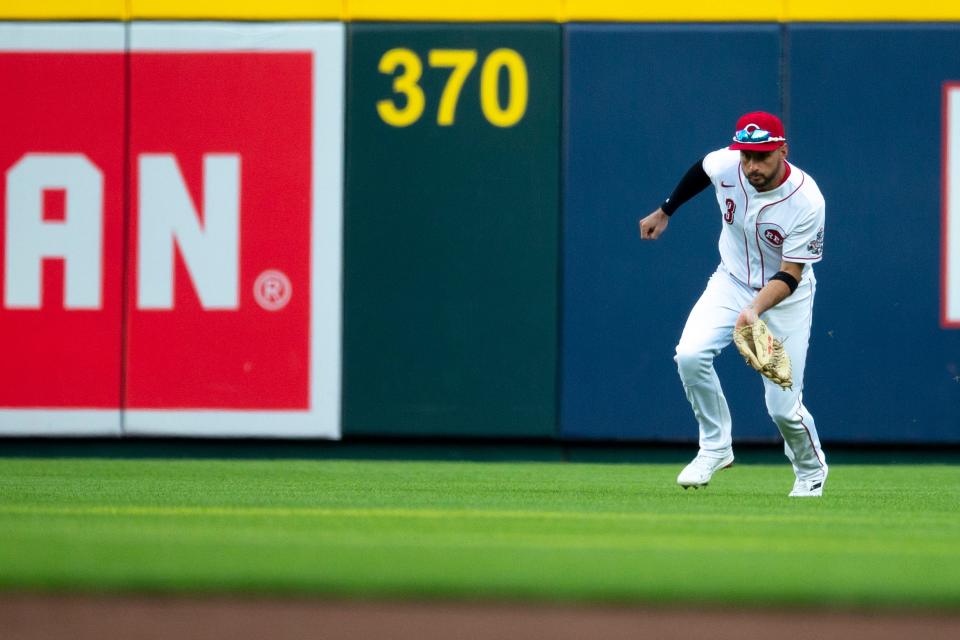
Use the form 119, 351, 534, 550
1, 19, 959, 443
0, 24, 126, 436
560, 24, 783, 442
342, 23, 561, 437
0, 22, 344, 438
787, 24, 960, 443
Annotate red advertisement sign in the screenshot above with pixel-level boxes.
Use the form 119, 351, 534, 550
0, 49, 125, 421
0, 24, 343, 437
126, 51, 314, 410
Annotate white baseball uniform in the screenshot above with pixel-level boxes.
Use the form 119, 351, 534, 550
674, 148, 827, 481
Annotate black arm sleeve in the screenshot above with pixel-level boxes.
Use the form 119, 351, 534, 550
660, 157, 711, 216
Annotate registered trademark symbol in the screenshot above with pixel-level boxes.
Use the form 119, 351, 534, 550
254, 270, 292, 311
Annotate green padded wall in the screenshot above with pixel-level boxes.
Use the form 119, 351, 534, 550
343, 23, 561, 436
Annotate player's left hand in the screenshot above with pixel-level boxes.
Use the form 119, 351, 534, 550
735, 305, 758, 330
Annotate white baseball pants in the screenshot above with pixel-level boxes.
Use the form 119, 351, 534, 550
674, 265, 827, 481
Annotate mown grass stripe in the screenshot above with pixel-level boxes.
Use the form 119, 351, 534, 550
0, 503, 956, 529
2, 505, 957, 558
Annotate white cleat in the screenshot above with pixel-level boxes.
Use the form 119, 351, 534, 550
789, 467, 828, 497
676, 452, 735, 489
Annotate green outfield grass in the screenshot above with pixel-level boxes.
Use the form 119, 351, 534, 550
0, 457, 958, 608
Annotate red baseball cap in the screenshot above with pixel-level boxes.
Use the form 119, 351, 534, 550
729, 111, 786, 151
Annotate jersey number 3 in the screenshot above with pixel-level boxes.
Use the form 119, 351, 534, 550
724, 198, 735, 224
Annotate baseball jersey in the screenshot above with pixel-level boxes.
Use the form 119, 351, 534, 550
702, 148, 825, 289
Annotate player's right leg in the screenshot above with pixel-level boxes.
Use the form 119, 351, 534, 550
762, 276, 828, 496
673, 268, 749, 487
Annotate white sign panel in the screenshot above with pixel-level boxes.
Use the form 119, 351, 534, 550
946, 84, 960, 328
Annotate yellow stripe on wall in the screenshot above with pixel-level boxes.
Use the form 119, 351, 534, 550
565, 1, 782, 22
1, 1, 127, 20
788, 0, 960, 21
3, 0, 960, 22
346, 0, 564, 21
129, 1, 341, 20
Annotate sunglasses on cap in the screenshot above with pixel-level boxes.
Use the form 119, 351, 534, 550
732, 124, 786, 144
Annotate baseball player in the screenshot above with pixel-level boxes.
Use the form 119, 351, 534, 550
638, 112, 828, 497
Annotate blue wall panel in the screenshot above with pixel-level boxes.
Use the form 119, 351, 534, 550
789, 24, 960, 443
562, 24, 784, 441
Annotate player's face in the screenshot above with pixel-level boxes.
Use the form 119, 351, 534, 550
740, 146, 787, 191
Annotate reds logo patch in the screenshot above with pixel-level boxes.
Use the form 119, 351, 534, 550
724, 198, 735, 224
757, 222, 786, 248
763, 229, 784, 246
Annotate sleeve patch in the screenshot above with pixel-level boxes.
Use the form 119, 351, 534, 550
806, 227, 824, 256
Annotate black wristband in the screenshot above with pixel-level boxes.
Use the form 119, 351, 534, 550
770, 271, 799, 294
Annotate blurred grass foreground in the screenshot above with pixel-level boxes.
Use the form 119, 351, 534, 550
0, 457, 958, 609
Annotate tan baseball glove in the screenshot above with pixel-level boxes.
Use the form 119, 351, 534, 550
733, 318, 793, 389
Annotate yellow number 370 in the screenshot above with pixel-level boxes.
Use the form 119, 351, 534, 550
376, 48, 528, 128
